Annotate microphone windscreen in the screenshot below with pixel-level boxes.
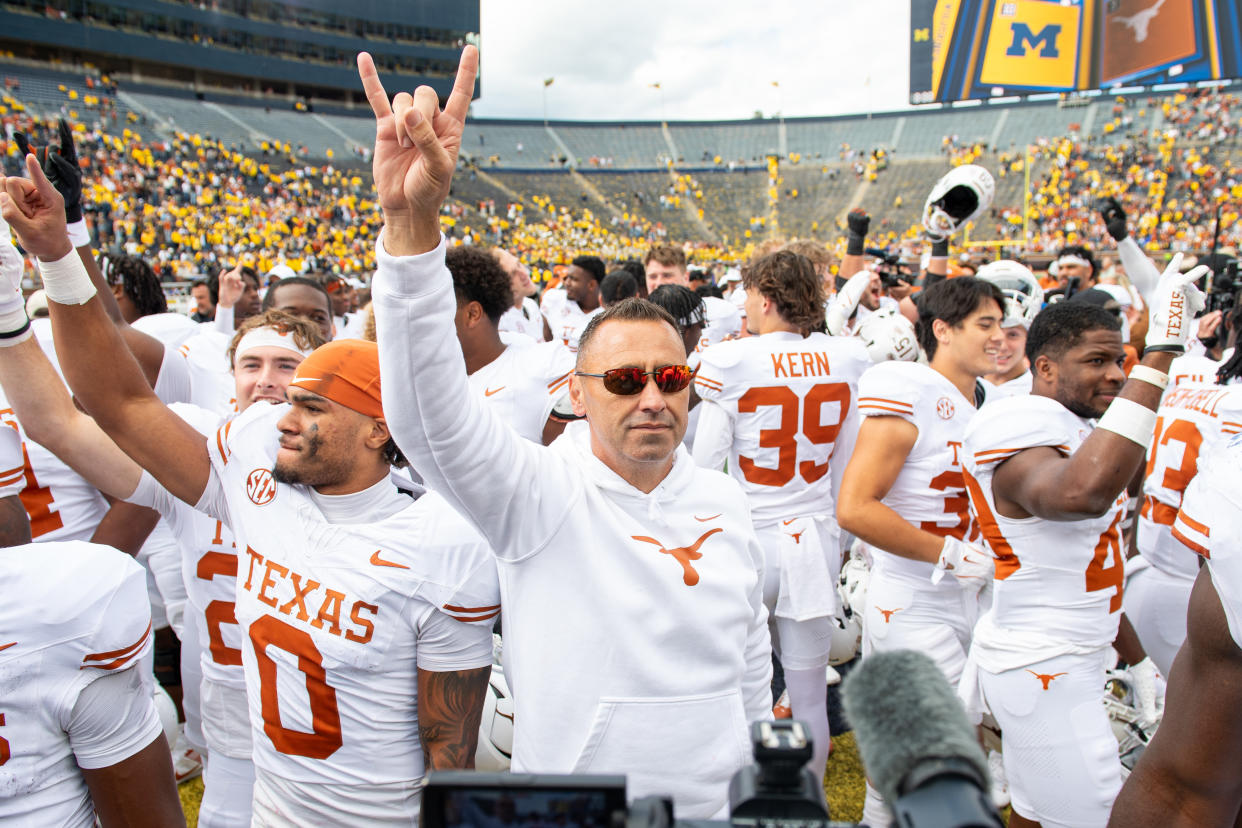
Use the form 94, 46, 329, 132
841, 649, 988, 807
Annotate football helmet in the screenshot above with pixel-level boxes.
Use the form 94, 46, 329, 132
475, 663, 515, 771
828, 612, 861, 666
855, 307, 919, 363
838, 556, 871, 621
976, 260, 1045, 328
923, 164, 995, 241
1104, 668, 1161, 777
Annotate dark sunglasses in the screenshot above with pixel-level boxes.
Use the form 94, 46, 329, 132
574, 364, 696, 395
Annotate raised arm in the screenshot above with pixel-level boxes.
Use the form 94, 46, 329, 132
363, 48, 567, 554
0, 156, 209, 505
994, 257, 1207, 520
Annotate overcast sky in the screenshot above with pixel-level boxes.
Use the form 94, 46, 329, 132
470, 0, 915, 122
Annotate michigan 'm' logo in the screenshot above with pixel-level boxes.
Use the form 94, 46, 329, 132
979, 0, 1080, 90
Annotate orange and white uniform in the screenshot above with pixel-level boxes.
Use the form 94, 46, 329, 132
0, 541, 161, 826
539, 288, 599, 352
1128, 382, 1242, 674
194, 402, 498, 824
0, 406, 25, 499
961, 394, 1125, 828
1170, 433, 1242, 651
694, 331, 867, 666
499, 297, 545, 343
854, 360, 981, 686
468, 339, 574, 444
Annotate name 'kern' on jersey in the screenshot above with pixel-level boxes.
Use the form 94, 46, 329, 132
1170, 435, 1242, 651
200, 402, 498, 823
695, 331, 869, 523
1138, 382, 1242, 580
0, 542, 155, 827
964, 395, 1126, 657
856, 361, 980, 577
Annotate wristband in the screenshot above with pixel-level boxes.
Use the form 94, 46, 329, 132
846, 234, 865, 257
0, 307, 31, 347
66, 219, 91, 249
1096, 397, 1158, 449
37, 249, 97, 306
930, 238, 949, 258
1143, 344, 1185, 354
1127, 364, 1169, 391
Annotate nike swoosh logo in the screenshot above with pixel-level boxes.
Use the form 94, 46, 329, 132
963, 555, 980, 564
782, 518, 798, 526
484, 386, 505, 397
369, 550, 409, 569
694, 514, 721, 522
0, 642, 14, 652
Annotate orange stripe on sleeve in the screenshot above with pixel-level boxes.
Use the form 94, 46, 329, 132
858, 397, 914, 411
1171, 525, 1209, 558
81, 620, 152, 670
1178, 510, 1211, 538
546, 371, 572, 389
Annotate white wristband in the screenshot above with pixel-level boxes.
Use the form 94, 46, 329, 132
66, 219, 91, 249
37, 249, 97, 306
1127, 364, 1169, 391
0, 307, 31, 347
1096, 397, 1158, 449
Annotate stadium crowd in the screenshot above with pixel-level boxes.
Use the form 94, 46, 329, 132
0, 45, 1241, 828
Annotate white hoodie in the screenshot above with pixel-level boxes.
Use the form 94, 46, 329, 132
373, 235, 772, 819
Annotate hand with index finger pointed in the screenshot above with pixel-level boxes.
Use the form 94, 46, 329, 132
357, 45, 477, 254
0, 155, 72, 262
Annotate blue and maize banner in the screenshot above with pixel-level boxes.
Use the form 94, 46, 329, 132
910, 0, 1242, 104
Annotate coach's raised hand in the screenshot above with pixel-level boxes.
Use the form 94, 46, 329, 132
358, 45, 477, 257
0, 154, 73, 262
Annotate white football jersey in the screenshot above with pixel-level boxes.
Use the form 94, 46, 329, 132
0, 407, 23, 499
1167, 351, 1221, 388
199, 403, 498, 823
698, 295, 743, 350
0, 541, 157, 826
499, 297, 545, 343
1170, 434, 1242, 650
1139, 382, 1242, 579
178, 329, 237, 415
979, 371, 1032, 404
856, 361, 980, 578
468, 340, 574, 444
539, 288, 599, 352
0, 403, 107, 542
964, 395, 1126, 666
695, 331, 869, 523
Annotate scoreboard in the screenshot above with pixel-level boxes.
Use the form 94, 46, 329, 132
910, 0, 1242, 104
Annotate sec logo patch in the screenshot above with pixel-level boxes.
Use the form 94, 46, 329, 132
936, 397, 956, 420
246, 468, 277, 505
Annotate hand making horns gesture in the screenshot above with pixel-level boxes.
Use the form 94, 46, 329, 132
357, 45, 477, 253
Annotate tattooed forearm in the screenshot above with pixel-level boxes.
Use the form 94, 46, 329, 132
417, 665, 490, 771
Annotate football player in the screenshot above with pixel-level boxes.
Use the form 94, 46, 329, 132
693, 249, 869, 786
1108, 435, 1242, 827
961, 257, 1206, 828
837, 276, 1005, 827
539, 256, 602, 351
977, 260, 1044, 402
1, 155, 501, 824
448, 246, 574, 445
493, 247, 544, 343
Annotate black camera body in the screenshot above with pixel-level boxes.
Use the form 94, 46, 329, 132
1206, 258, 1240, 316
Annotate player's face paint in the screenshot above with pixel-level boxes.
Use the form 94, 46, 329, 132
994, 324, 1028, 376
1045, 328, 1127, 419
942, 297, 1006, 378
268, 283, 334, 341
645, 261, 687, 294
570, 319, 689, 476
273, 390, 371, 490
234, 345, 304, 410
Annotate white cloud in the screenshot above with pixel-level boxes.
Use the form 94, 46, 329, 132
471, 0, 914, 121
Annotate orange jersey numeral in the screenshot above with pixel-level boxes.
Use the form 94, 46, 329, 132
250, 615, 342, 759
736, 383, 851, 487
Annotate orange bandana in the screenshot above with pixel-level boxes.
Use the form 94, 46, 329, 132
288, 339, 383, 419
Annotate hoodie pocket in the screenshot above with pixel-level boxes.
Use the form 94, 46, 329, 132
571, 689, 750, 817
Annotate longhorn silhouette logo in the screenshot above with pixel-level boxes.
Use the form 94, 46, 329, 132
631, 528, 723, 586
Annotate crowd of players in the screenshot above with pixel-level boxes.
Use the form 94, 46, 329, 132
0, 46, 1240, 828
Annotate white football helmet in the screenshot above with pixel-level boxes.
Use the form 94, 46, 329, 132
923, 164, 995, 241
1104, 668, 1161, 777
976, 260, 1045, 328
856, 307, 919, 363
153, 683, 180, 750
838, 556, 871, 621
475, 663, 514, 771
828, 613, 862, 666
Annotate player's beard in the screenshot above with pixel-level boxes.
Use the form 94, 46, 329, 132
271, 428, 348, 487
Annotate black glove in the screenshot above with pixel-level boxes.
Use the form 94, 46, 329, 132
15, 119, 84, 224
1095, 196, 1127, 242
846, 208, 870, 256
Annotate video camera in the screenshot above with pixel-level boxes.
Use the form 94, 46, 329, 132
865, 248, 915, 289
423, 719, 1001, 828
1205, 257, 1240, 316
